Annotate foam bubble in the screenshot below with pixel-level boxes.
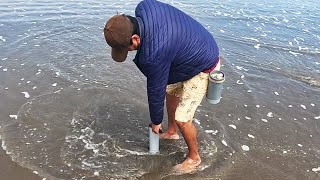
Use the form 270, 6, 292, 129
245, 116, 251, 120
248, 134, 255, 139
236, 80, 244, 85
254, 44, 261, 49
228, 124, 236, 129
0, 36, 6, 42
9, 115, 17, 119
205, 130, 218, 135
300, 104, 306, 110
298, 144, 303, 147
261, 119, 268, 123
221, 140, 228, 146
3, 68, 7, 72
314, 116, 320, 120
52, 83, 57, 87
194, 119, 200, 125
312, 167, 320, 172
274, 92, 279, 96
267, 112, 273, 117
241, 145, 250, 151
21, 92, 30, 98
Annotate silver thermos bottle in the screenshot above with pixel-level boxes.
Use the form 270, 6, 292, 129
206, 70, 225, 104
149, 124, 160, 154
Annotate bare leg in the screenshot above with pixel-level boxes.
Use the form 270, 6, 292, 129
174, 121, 201, 172
160, 93, 180, 139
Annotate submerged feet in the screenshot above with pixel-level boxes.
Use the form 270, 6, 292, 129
173, 156, 201, 174
160, 131, 180, 140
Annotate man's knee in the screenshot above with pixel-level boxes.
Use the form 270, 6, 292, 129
175, 120, 191, 128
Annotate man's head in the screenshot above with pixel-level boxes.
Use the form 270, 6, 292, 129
104, 14, 140, 62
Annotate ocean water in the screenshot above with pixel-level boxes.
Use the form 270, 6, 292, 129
0, 0, 319, 179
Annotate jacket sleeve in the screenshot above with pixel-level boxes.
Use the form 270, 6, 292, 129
143, 60, 171, 125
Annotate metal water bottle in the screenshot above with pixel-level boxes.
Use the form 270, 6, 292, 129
206, 70, 225, 104
149, 124, 160, 154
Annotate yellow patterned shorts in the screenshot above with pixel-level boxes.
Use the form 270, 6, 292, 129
166, 60, 220, 122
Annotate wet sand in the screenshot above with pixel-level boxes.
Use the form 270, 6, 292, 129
0, 148, 40, 180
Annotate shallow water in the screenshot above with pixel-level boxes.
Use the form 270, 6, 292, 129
0, 0, 320, 179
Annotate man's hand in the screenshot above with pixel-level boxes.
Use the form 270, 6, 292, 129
151, 123, 162, 134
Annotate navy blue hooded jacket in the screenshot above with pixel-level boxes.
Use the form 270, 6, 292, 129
133, 0, 219, 125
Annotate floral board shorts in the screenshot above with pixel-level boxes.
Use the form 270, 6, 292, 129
166, 60, 221, 122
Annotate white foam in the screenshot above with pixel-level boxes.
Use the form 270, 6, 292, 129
247, 90, 252, 93
221, 140, 228, 146
242, 37, 259, 42
194, 119, 200, 125
220, 29, 225, 33
314, 116, 320, 120
55, 72, 60, 77
274, 92, 279, 96
205, 130, 218, 135
288, 105, 293, 108
34, 45, 40, 47
312, 167, 320, 172
289, 51, 302, 56
300, 104, 306, 110
248, 134, 255, 139
267, 112, 273, 117
311, 103, 315, 106
228, 124, 236, 129
241, 145, 250, 151
261, 119, 268, 123
245, 116, 251, 120
298, 144, 303, 147
3, 68, 7, 72
283, 150, 287, 154
254, 44, 261, 49
256, 105, 260, 108
9, 115, 17, 119
0, 36, 6, 42
235, 66, 249, 71
21, 92, 30, 98
94, 171, 100, 176
52, 83, 57, 87
236, 80, 244, 85
244, 104, 247, 107
33, 171, 38, 174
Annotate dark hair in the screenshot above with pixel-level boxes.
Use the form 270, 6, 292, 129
125, 15, 140, 45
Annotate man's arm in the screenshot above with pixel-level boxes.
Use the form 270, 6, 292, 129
144, 60, 171, 125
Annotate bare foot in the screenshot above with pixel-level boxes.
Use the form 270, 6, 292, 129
173, 157, 201, 174
160, 132, 180, 140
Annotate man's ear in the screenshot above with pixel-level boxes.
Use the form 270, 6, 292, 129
132, 34, 140, 45
131, 34, 140, 50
